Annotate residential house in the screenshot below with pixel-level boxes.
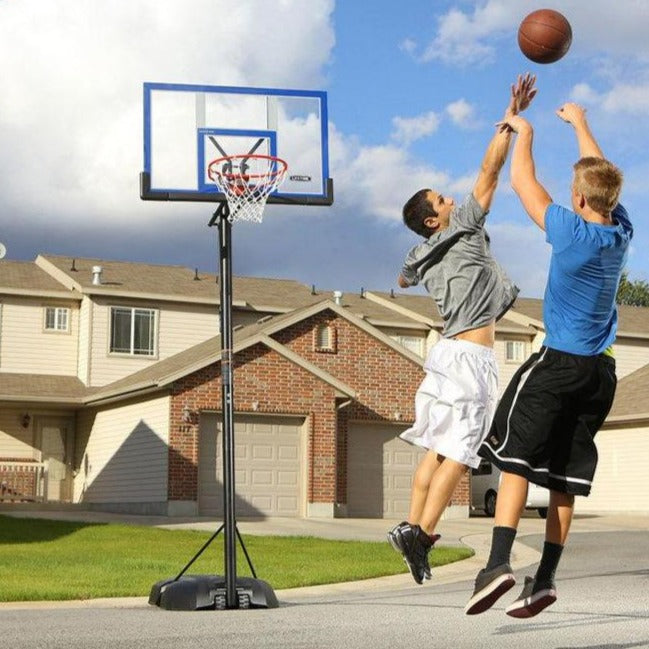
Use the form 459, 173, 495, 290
1, 255, 647, 518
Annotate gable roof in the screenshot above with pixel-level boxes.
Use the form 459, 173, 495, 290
85, 299, 423, 406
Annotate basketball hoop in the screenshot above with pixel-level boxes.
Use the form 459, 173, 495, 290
208, 154, 288, 223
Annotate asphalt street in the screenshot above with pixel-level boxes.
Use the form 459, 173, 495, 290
2, 524, 648, 648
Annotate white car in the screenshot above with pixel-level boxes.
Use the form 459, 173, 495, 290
470, 459, 549, 518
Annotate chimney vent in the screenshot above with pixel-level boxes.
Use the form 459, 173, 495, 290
333, 290, 343, 305
92, 265, 102, 285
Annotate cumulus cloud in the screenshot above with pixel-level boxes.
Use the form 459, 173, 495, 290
0, 0, 335, 225
446, 99, 481, 129
409, 0, 649, 67
390, 111, 441, 145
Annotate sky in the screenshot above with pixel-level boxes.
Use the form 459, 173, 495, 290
0, 0, 648, 299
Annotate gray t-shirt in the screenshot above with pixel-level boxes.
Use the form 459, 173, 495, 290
401, 193, 519, 338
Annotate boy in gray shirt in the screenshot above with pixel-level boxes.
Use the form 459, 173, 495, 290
388, 74, 536, 584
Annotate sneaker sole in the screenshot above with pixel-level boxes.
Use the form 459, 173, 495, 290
505, 589, 557, 618
464, 573, 516, 615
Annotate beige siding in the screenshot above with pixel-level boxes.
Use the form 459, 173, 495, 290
87, 297, 218, 386
0, 407, 37, 458
73, 394, 170, 503
494, 336, 529, 397
77, 297, 91, 384
612, 337, 649, 379
0, 297, 78, 375
576, 424, 649, 514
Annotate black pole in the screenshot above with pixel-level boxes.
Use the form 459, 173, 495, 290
148, 201, 278, 611
217, 205, 238, 608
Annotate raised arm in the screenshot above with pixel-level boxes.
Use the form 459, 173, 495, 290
472, 73, 537, 212
498, 114, 552, 231
556, 103, 604, 159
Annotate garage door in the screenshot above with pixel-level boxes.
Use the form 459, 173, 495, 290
347, 423, 426, 518
576, 426, 649, 513
199, 413, 304, 517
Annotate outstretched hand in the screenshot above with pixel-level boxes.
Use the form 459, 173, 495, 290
509, 73, 537, 115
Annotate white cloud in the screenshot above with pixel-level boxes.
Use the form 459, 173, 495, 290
399, 38, 417, 55
446, 99, 481, 129
570, 80, 649, 115
390, 111, 441, 145
412, 0, 649, 68
329, 124, 450, 221
0, 0, 335, 225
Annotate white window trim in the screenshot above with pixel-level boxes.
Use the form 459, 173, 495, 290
44, 306, 70, 333
109, 306, 158, 358
505, 340, 526, 363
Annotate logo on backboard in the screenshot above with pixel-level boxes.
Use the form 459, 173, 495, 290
289, 175, 312, 182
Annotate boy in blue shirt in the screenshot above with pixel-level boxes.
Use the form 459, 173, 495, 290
465, 103, 633, 618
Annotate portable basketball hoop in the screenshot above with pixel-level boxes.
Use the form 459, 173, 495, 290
142, 82, 333, 612
208, 154, 288, 223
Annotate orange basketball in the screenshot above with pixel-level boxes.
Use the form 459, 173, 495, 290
518, 9, 572, 64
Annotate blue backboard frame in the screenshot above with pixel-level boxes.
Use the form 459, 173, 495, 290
141, 82, 333, 206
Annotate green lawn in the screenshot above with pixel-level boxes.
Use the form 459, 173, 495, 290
0, 515, 472, 602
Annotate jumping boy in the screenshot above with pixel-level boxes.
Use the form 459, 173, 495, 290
464, 103, 633, 617
387, 74, 537, 584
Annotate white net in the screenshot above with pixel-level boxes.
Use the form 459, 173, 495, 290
208, 154, 288, 223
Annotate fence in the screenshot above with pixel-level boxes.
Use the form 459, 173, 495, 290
0, 460, 46, 502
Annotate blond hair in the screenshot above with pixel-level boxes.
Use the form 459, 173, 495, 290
573, 157, 623, 216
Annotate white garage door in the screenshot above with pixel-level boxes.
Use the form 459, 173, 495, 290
199, 413, 304, 517
576, 425, 649, 513
347, 423, 426, 518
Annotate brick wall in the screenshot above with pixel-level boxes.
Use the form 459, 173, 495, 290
168, 309, 471, 510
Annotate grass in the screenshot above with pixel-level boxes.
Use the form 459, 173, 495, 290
0, 515, 473, 602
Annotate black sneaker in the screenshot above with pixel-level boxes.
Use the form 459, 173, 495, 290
387, 521, 408, 554
386, 522, 432, 585
464, 563, 516, 615
505, 576, 557, 618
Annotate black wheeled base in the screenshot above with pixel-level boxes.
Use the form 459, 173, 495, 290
149, 575, 278, 610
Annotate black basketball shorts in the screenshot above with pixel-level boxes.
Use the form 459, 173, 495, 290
479, 346, 617, 496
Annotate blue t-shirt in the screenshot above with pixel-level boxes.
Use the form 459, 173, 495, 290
543, 202, 633, 355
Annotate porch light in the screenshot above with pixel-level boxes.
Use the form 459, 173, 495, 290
20, 413, 31, 428
181, 406, 197, 424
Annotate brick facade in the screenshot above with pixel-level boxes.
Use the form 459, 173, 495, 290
167, 309, 470, 512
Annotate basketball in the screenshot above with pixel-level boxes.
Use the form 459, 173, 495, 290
518, 9, 572, 64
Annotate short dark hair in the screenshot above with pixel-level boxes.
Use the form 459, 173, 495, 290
402, 188, 438, 237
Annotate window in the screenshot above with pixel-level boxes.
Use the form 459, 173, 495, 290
391, 334, 425, 358
505, 340, 526, 363
110, 307, 157, 356
44, 307, 70, 332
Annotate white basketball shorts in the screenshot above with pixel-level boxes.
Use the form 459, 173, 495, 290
399, 337, 498, 469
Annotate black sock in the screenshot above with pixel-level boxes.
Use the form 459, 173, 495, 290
485, 526, 517, 570
535, 542, 563, 586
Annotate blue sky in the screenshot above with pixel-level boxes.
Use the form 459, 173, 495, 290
0, 0, 647, 299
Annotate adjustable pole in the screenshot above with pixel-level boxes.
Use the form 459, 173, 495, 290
216, 203, 238, 608
148, 201, 277, 611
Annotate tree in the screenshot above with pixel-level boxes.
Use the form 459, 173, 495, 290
616, 271, 649, 307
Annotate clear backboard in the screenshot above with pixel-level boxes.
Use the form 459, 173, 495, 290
140, 83, 333, 205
